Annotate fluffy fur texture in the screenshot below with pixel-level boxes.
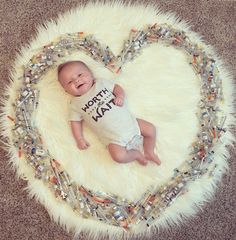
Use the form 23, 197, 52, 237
1, 1, 235, 239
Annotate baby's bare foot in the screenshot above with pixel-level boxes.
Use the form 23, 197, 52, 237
144, 152, 161, 165
135, 152, 148, 166
137, 157, 148, 166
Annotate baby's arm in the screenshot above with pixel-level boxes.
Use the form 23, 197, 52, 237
113, 84, 125, 106
70, 121, 90, 150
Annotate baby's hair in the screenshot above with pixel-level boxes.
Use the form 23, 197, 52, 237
57, 60, 89, 76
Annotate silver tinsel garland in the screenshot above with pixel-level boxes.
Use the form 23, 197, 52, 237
8, 23, 227, 231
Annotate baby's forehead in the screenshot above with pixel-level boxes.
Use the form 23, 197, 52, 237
58, 62, 89, 83
62, 62, 83, 72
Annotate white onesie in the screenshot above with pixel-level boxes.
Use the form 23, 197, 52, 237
69, 78, 143, 151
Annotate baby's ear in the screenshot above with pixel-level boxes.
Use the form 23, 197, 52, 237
57, 63, 65, 75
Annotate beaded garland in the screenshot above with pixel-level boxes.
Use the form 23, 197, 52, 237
8, 23, 227, 231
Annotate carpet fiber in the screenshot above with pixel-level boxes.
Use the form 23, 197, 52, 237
0, 0, 235, 239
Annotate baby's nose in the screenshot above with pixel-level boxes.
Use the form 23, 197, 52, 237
74, 78, 80, 84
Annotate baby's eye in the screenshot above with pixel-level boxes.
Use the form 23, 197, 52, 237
78, 74, 82, 77
68, 81, 72, 84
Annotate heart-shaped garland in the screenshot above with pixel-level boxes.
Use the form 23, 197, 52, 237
8, 23, 227, 231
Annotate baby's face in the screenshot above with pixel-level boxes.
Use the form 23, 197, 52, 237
58, 62, 95, 96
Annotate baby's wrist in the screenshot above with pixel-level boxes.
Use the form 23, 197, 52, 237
116, 95, 124, 100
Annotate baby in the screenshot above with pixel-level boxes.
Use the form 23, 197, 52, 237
58, 60, 161, 166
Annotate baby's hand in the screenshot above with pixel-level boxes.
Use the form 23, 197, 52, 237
77, 138, 90, 150
113, 96, 124, 107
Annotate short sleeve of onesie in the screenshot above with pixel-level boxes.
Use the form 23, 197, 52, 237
100, 78, 115, 92
69, 102, 83, 121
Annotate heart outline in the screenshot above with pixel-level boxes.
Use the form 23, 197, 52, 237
11, 23, 226, 231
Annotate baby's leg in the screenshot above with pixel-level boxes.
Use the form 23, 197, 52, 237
107, 143, 148, 165
136, 118, 161, 165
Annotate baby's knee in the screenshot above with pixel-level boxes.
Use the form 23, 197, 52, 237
112, 151, 127, 163
146, 123, 156, 137
108, 144, 126, 163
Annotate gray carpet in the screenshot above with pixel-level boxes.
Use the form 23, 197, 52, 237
0, 0, 235, 239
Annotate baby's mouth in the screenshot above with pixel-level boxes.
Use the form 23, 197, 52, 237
77, 83, 84, 89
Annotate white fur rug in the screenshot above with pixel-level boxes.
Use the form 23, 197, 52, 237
1, 1, 236, 239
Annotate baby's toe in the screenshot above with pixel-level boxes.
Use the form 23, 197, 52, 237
139, 160, 148, 166
145, 152, 161, 165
